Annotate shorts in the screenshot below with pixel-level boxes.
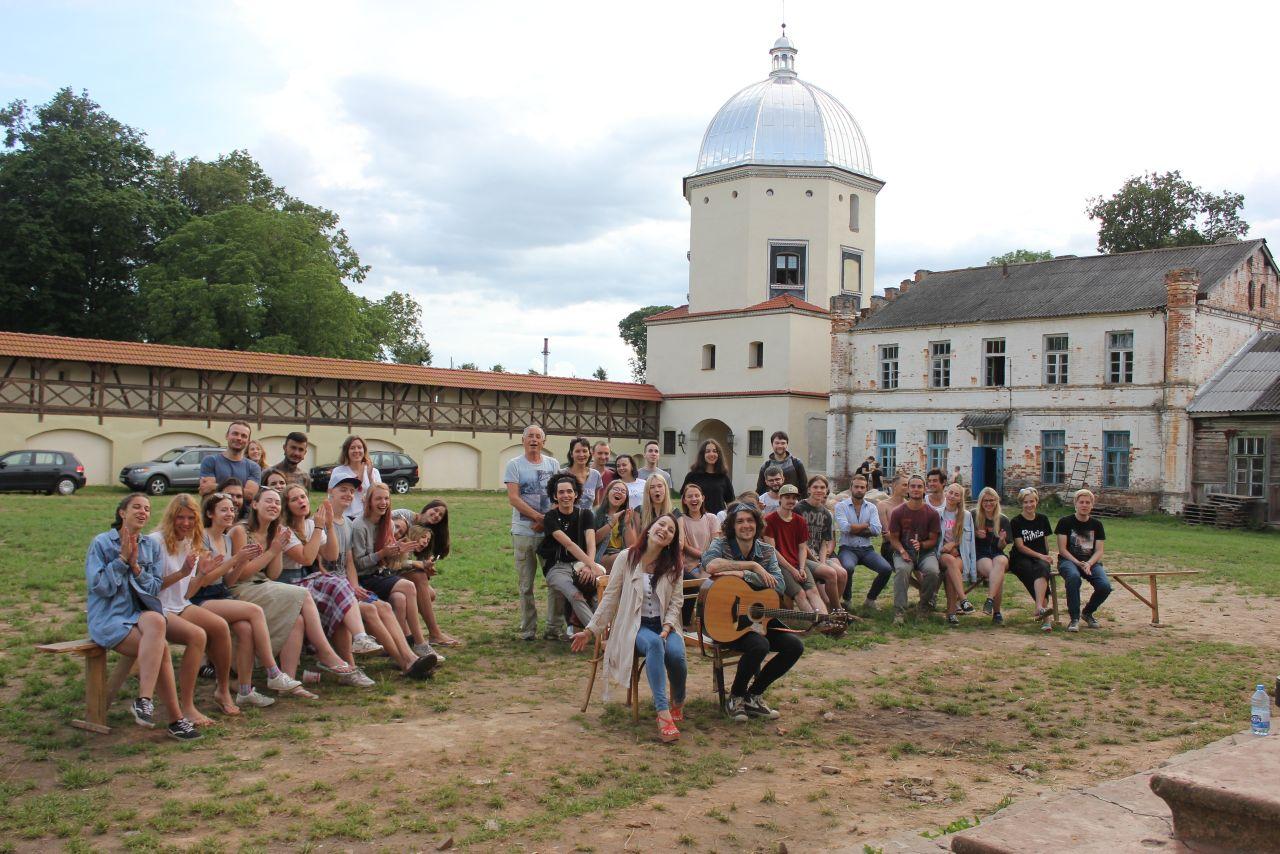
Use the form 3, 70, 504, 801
781, 562, 817, 599
358, 572, 402, 601
1008, 554, 1050, 597
190, 583, 232, 604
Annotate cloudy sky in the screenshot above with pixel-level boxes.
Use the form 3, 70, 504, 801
6, 0, 1279, 380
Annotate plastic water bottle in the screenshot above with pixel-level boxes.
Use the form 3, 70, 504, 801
1251, 685, 1271, 736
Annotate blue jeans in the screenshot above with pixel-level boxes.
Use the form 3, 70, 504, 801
635, 617, 687, 713
838, 544, 893, 603
1057, 558, 1112, 620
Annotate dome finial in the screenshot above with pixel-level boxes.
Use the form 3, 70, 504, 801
770, 23, 797, 78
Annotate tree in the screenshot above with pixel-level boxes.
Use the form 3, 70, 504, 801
988, 249, 1053, 266
458, 362, 478, 370
592, 366, 608, 381
362, 291, 431, 365
0, 88, 185, 338
527, 368, 541, 375
1086, 170, 1248, 254
490, 363, 505, 373
618, 305, 673, 381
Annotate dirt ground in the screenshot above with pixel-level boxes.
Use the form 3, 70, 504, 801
1, 579, 1273, 853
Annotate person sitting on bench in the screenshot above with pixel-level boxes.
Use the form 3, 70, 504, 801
85, 493, 201, 741
1009, 488, 1054, 632
886, 475, 942, 626
1055, 489, 1112, 632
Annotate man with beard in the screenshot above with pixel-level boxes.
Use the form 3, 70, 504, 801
199, 421, 262, 499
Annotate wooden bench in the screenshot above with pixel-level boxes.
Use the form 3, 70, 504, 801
1045, 569, 1202, 627
35, 639, 167, 734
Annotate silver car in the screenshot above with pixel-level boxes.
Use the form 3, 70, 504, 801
119, 446, 222, 495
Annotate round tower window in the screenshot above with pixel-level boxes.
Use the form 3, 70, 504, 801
805, 190, 813, 198
765, 189, 774, 197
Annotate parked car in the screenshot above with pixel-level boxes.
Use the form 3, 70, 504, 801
0, 449, 87, 495
119, 446, 222, 495
309, 451, 420, 494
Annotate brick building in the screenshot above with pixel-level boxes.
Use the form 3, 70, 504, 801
828, 239, 1280, 513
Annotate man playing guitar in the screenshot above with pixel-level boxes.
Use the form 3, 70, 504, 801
700, 503, 804, 722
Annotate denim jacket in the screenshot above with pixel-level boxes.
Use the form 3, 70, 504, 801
85, 529, 164, 649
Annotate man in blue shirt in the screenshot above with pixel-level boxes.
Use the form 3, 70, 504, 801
198, 421, 262, 498
834, 473, 893, 612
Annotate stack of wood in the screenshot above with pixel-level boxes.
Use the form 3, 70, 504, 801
1089, 502, 1133, 519
1182, 493, 1259, 528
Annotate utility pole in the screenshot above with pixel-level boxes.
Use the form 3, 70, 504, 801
542, 338, 549, 375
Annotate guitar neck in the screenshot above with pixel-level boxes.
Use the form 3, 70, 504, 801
759, 608, 828, 624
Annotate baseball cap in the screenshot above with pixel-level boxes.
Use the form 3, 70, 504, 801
332, 476, 361, 489
778, 484, 800, 496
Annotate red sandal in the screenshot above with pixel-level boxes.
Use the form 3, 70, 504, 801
670, 704, 684, 723
656, 713, 680, 743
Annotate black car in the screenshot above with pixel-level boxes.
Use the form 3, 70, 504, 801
0, 449, 87, 495
309, 451, 420, 494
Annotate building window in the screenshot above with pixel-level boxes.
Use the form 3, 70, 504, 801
849, 194, 860, 232
1103, 431, 1130, 489
1042, 430, 1066, 485
841, 248, 862, 293
768, 242, 807, 299
748, 341, 764, 368
663, 430, 676, 455
701, 344, 716, 370
748, 430, 764, 457
1107, 331, 1134, 384
1248, 279, 1256, 310
877, 429, 897, 474
1232, 436, 1266, 497
983, 338, 1007, 387
930, 341, 951, 388
978, 430, 1004, 448
879, 344, 899, 389
1044, 335, 1070, 385
927, 430, 948, 472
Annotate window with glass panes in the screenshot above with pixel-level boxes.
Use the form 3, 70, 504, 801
927, 430, 948, 471
983, 339, 1007, 386
879, 344, 899, 389
1107, 331, 1134, 384
1044, 335, 1069, 384
930, 341, 951, 388
748, 430, 764, 457
1103, 431, 1130, 488
877, 430, 897, 474
1232, 436, 1266, 497
1042, 430, 1066, 484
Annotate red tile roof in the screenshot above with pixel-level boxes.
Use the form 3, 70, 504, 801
0, 332, 663, 402
646, 293, 828, 323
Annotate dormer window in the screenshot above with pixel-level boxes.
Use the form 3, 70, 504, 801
769, 242, 807, 299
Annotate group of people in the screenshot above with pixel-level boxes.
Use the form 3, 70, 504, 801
85, 422, 459, 740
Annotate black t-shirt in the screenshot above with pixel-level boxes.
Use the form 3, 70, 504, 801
973, 515, 1012, 559
539, 506, 593, 572
680, 471, 735, 515
1010, 513, 1051, 557
1055, 515, 1106, 563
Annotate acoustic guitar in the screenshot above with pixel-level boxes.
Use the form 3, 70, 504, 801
698, 575, 852, 643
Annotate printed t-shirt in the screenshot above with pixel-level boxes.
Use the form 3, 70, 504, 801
1010, 513, 1052, 556
764, 510, 810, 569
888, 503, 942, 559
797, 501, 835, 558
504, 454, 561, 536
1055, 515, 1106, 562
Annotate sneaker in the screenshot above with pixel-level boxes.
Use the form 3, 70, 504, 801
1041, 620, 1053, 633
992, 612, 1004, 626
541, 631, 566, 642
1035, 606, 1051, 619
406, 653, 438, 680
352, 633, 383, 655
724, 695, 749, 723
1083, 614, 1100, 629
337, 668, 376, 688
959, 599, 976, 614
131, 697, 156, 729
235, 688, 275, 708
266, 672, 303, 692
744, 694, 780, 720
167, 718, 203, 741
198, 663, 216, 680
413, 641, 444, 663
519, 633, 536, 642
982, 597, 995, 616
946, 613, 960, 627
1067, 619, 1080, 632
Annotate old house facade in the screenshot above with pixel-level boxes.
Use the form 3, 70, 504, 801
829, 239, 1280, 513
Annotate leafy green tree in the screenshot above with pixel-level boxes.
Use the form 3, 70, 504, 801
527, 368, 541, 375
987, 249, 1053, 266
490, 363, 505, 373
1086, 171, 1248, 254
458, 362, 478, 371
0, 88, 185, 338
618, 305, 673, 381
592, 366, 608, 381
362, 291, 431, 365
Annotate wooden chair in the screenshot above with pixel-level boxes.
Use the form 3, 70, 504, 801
688, 577, 743, 714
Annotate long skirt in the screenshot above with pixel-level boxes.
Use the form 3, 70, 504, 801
295, 572, 357, 636
231, 579, 307, 654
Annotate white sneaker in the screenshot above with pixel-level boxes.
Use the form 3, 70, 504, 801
266, 672, 303, 692
234, 688, 276, 708
337, 668, 376, 688
413, 641, 443, 663
352, 633, 383, 655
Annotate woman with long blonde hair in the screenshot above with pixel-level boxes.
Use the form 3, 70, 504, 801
638, 473, 677, 534
972, 487, 1013, 625
937, 482, 976, 626
148, 493, 239, 724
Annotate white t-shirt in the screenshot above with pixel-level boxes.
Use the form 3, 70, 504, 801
280, 519, 326, 583
329, 463, 382, 519
625, 479, 646, 510
148, 532, 194, 614
641, 572, 663, 619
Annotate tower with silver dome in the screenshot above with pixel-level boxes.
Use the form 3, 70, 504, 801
646, 29, 879, 487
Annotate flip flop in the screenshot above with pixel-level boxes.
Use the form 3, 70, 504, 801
284, 684, 320, 700
429, 636, 463, 648
315, 660, 356, 676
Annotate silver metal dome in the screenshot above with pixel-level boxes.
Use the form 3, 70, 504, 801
693, 34, 873, 178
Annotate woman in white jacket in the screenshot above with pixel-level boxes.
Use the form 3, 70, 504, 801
571, 514, 686, 743
937, 482, 977, 626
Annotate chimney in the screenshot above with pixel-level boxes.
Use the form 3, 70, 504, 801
829, 293, 859, 317
870, 294, 887, 310
1164, 267, 1200, 387
884, 287, 900, 301
1001, 262, 1008, 278
899, 280, 911, 294
914, 269, 931, 283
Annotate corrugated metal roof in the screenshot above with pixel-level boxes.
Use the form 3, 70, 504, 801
1189, 331, 1280, 414
0, 332, 664, 402
957, 411, 1012, 430
855, 240, 1266, 331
